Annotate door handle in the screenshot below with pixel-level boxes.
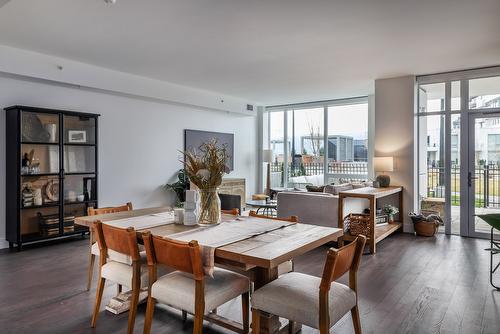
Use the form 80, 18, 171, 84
468, 172, 478, 187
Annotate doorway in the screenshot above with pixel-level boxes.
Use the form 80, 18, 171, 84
417, 69, 500, 238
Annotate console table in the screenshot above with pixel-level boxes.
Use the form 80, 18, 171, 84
338, 186, 403, 254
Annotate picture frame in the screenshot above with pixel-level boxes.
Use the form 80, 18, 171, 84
67, 130, 87, 143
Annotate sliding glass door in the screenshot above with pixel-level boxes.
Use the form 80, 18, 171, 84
417, 68, 500, 238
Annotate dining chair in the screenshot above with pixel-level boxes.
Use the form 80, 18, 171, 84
142, 232, 251, 334
251, 235, 367, 334
248, 210, 298, 275
249, 210, 298, 222
91, 221, 147, 334
222, 208, 240, 215
87, 202, 133, 291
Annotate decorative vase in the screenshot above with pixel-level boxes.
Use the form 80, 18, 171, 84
376, 174, 391, 187
388, 214, 394, 223
196, 188, 221, 226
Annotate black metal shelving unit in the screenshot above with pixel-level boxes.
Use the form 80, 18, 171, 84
4, 105, 100, 250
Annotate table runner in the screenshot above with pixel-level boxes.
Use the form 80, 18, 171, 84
165, 216, 295, 276
105, 211, 175, 230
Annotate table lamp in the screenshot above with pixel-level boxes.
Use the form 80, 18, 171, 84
263, 149, 273, 196
374, 157, 393, 187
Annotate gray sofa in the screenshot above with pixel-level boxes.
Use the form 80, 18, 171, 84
277, 191, 367, 228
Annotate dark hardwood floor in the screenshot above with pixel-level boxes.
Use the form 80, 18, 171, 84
0, 233, 499, 334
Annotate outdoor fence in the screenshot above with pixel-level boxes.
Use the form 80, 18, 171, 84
270, 162, 500, 208
269, 161, 369, 186
427, 165, 500, 208
270, 161, 368, 176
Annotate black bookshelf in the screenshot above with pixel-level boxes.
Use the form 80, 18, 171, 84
4, 106, 100, 250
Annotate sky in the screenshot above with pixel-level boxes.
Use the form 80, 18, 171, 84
269, 103, 368, 143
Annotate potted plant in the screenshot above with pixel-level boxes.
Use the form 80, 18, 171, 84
164, 169, 189, 207
383, 204, 399, 223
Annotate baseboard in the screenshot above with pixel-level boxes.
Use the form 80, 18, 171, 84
0, 239, 9, 249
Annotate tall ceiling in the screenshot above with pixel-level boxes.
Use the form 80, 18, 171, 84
0, 0, 499, 105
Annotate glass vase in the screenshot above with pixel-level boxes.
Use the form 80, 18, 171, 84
196, 188, 221, 226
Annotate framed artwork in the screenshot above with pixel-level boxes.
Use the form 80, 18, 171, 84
68, 130, 87, 143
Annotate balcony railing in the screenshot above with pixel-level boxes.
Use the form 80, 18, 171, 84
270, 162, 500, 208
270, 161, 368, 175
270, 161, 368, 187
427, 165, 500, 208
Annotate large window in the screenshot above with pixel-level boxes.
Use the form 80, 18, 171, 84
327, 103, 369, 184
269, 110, 285, 187
287, 108, 324, 188
264, 98, 370, 189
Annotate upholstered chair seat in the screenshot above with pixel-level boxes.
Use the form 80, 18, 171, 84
91, 242, 146, 265
101, 259, 149, 289
151, 267, 249, 314
86, 202, 133, 291
142, 234, 251, 334
251, 235, 367, 334
252, 272, 356, 328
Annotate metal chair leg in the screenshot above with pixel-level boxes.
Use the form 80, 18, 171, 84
489, 227, 500, 290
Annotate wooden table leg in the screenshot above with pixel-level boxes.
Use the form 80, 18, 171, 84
369, 196, 376, 254
253, 267, 302, 334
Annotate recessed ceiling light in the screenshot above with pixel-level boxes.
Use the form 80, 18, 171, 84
104, 0, 117, 4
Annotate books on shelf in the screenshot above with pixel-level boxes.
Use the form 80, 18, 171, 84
38, 213, 76, 235
105, 288, 148, 314
376, 214, 388, 226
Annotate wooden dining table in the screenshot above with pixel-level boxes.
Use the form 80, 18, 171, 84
75, 206, 343, 334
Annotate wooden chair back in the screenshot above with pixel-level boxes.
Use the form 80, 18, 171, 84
93, 221, 141, 262
222, 208, 239, 215
249, 210, 298, 223
320, 235, 366, 292
88, 202, 133, 216
143, 232, 204, 281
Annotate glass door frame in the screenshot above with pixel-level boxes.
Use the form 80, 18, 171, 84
417, 66, 500, 238
416, 81, 456, 235
467, 111, 500, 238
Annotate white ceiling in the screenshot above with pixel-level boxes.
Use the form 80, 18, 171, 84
0, 0, 499, 105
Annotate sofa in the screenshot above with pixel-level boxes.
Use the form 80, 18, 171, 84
288, 174, 324, 189
277, 188, 368, 228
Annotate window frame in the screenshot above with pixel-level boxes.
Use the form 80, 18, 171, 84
264, 96, 370, 188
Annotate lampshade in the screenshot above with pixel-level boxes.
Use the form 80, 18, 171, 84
263, 149, 274, 163
374, 157, 394, 172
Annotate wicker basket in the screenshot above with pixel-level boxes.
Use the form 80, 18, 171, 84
412, 210, 440, 237
414, 221, 439, 237
346, 213, 371, 236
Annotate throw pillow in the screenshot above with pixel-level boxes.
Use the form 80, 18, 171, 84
306, 185, 325, 192
331, 183, 354, 195
324, 184, 335, 195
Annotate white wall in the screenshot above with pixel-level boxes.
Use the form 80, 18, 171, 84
0, 75, 258, 248
374, 75, 417, 231
0, 45, 256, 116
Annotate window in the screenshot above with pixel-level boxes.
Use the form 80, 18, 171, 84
327, 103, 368, 183
269, 110, 285, 188
264, 97, 370, 190
419, 83, 445, 113
287, 108, 324, 188
487, 134, 500, 164
469, 76, 500, 109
